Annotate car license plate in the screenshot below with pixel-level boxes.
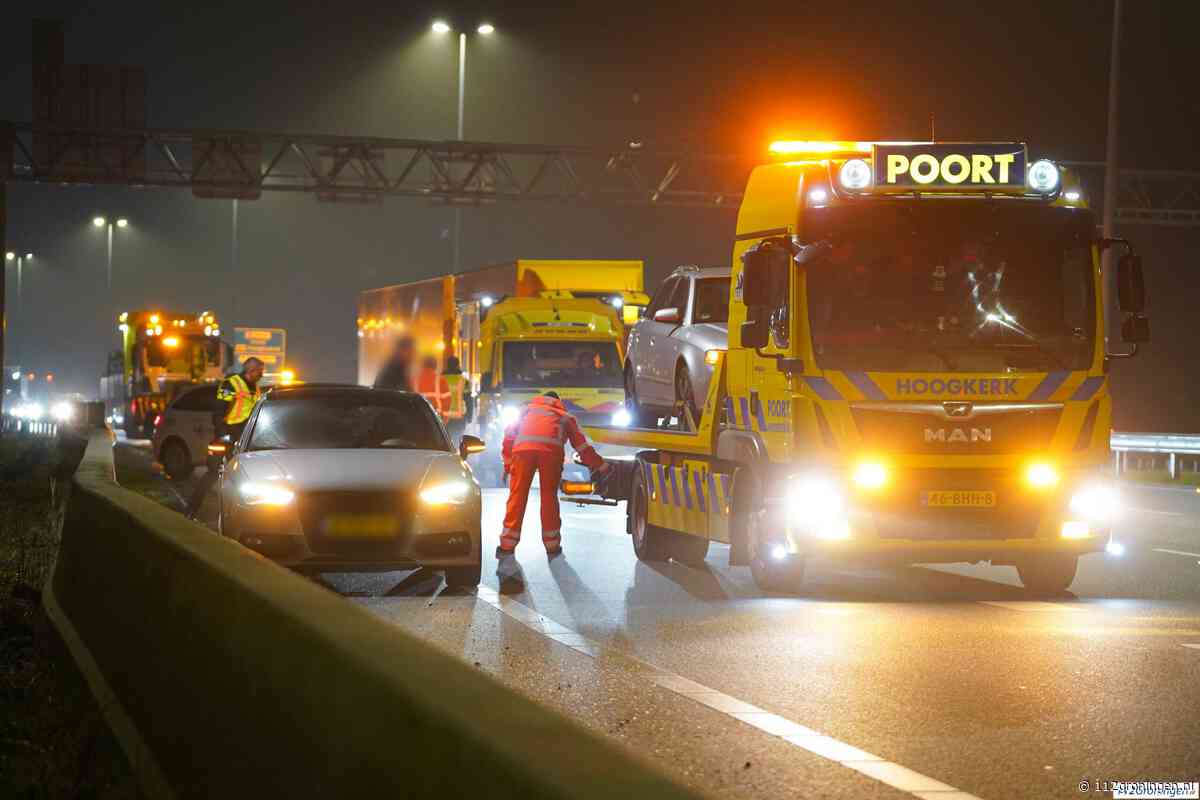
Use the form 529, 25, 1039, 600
921, 490, 996, 508
322, 514, 398, 537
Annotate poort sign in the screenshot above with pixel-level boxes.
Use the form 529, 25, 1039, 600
873, 143, 1026, 189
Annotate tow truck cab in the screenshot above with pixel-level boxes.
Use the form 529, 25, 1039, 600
588, 141, 1148, 594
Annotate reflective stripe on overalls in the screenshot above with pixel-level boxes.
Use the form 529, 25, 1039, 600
513, 407, 564, 450
220, 374, 260, 425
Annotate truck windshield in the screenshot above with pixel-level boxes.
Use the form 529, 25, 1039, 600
501, 341, 622, 389
143, 336, 223, 373
805, 204, 1096, 372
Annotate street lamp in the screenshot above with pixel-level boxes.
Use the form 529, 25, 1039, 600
91, 216, 129, 290
430, 18, 496, 272
5, 251, 33, 311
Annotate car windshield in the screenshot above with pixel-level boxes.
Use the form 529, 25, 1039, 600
247, 392, 449, 451
805, 204, 1096, 372
692, 278, 731, 324
501, 341, 622, 389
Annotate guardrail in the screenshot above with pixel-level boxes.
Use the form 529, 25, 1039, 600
45, 434, 700, 799
1110, 431, 1200, 479
1, 414, 59, 437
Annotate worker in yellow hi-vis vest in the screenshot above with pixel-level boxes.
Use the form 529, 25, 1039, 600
185, 357, 265, 520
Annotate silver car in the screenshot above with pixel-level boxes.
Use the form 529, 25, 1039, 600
625, 266, 730, 425
217, 384, 484, 587
153, 383, 218, 481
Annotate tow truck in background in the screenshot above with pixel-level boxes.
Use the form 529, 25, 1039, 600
578, 141, 1148, 595
101, 310, 232, 438
358, 259, 648, 485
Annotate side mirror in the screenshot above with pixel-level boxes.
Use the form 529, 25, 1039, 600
459, 434, 486, 459
740, 317, 769, 349
1117, 253, 1145, 313
1121, 314, 1150, 343
653, 307, 681, 324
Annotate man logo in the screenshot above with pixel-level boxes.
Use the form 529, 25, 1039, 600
943, 401, 973, 418
924, 427, 992, 443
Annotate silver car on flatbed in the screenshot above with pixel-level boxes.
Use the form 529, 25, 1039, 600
624, 265, 730, 425
218, 384, 485, 587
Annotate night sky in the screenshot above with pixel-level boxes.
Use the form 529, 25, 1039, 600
2, 1, 1197, 430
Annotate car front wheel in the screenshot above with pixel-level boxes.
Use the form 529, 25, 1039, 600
160, 439, 191, 482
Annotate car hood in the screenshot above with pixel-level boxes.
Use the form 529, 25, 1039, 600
235, 448, 467, 492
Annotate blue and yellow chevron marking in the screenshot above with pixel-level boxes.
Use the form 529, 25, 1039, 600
644, 460, 733, 539
798, 370, 1107, 404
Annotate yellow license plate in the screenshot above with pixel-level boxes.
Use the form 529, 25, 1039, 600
322, 514, 398, 537
921, 490, 996, 508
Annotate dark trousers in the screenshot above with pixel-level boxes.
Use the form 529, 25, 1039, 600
185, 422, 244, 518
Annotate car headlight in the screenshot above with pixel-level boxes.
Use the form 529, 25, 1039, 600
612, 407, 633, 427
1069, 483, 1120, 522
51, 402, 74, 422
420, 480, 471, 506
239, 481, 295, 506
499, 404, 520, 427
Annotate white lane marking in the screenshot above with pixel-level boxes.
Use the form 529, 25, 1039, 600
979, 601, 1085, 613
1152, 548, 1200, 559
475, 585, 984, 800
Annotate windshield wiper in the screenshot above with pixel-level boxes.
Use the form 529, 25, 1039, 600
989, 341, 1070, 371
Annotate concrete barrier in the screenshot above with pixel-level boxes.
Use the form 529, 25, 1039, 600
48, 436, 699, 799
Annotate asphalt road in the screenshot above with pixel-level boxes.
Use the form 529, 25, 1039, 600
113, 437, 1200, 800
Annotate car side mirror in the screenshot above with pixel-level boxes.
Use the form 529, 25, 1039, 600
459, 434, 486, 459
1117, 253, 1145, 313
740, 317, 769, 349
653, 307, 681, 324
1121, 314, 1150, 343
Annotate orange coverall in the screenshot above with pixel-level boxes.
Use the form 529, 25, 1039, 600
500, 395, 605, 553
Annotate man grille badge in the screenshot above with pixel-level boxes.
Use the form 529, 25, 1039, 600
943, 401, 974, 418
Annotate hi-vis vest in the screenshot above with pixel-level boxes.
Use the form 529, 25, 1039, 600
219, 374, 261, 425
444, 373, 465, 419
503, 395, 604, 469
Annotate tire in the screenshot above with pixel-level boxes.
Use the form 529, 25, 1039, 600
630, 466, 671, 561
123, 415, 139, 439
674, 364, 699, 430
444, 561, 482, 588
1016, 555, 1078, 596
160, 439, 191, 482
624, 365, 658, 428
732, 471, 805, 593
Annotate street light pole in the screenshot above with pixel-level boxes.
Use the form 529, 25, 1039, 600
92, 215, 129, 291
1102, 0, 1123, 346
432, 19, 494, 274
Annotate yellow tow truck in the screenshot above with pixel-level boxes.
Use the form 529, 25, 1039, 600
583, 141, 1148, 594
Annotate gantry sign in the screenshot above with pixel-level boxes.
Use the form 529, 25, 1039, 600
4, 121, 1199, 224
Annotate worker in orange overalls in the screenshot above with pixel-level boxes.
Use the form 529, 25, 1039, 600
499, 391, 608, 558
415, 355, 451, 420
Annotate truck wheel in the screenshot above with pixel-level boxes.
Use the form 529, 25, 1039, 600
1016, 555, 1078, 596
746, 507, 807, 593
160, 440, 191, 482
630, 468, 670, 561
666, 531, 710, 565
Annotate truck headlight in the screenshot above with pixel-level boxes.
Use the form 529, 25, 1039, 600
1024, 461, 1059, 489
612, 407, 633, 427
851, 459, 888, 490
1068, 483, 1120, 522
239, 481, 295, 506
420, 480, 471, 506
789, 475, 850, 539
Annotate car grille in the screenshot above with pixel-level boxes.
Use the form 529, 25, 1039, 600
864, 468, 1046, 540
852, 404, 1061, 455
296, 490, 413, 556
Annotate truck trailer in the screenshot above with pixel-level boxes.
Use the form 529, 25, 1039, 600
583, 141, 1147, 595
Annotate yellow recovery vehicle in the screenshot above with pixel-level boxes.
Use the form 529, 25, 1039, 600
358, 259, 649, 483
585, 141, 1148, 594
